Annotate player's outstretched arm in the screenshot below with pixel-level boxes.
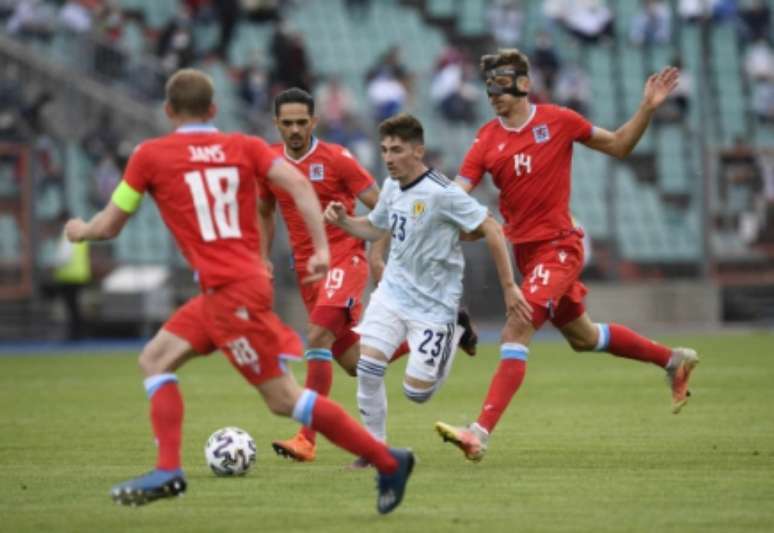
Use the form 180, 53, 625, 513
324, 201, 387, 242
584, 66, 679, 159
64, 202, 131, 243
476, 215, 533, 323
268, 159, 329, 282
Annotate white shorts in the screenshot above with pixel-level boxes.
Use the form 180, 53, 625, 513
354, 291, 462, 384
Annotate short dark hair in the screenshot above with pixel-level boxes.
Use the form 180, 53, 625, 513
165, 68, 214, 117
378, 113, 424, 144
274, 87, 315, 116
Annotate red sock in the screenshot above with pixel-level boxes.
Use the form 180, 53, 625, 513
310, 395, 397, 474
150, 382, 184, 470
390, 341, 410, 362
606, 323, 671, 367
299, 352, 333, 444
477, 354, 527, 433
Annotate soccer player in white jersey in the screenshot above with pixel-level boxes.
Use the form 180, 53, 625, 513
324, 113, 532, 445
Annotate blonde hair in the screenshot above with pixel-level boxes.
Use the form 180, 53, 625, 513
165, 68, 215, 117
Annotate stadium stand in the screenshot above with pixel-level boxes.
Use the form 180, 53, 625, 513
1, 0, 772, 283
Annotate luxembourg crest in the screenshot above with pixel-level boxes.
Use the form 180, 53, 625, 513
532, 124, 550, 143
309, 163, 325, 181
411, 200, 426, 218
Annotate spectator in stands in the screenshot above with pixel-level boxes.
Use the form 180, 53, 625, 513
157, 5, 196, 75
240, 57, 271, 119
677, 0, 713, 23
430, 47, 480, 124
744, 38, 774, 123
744, 38, 774, 82
315, 75, 358, 127
5, 0, 55, 40
738, 0, 770, 42
58, 0, 94, 34
82, 111, 121, 163
558, 0, 615, 44
630, 0, 672, 46
487, 0, 524, 48
554, 64, 591, 115
270, 23, 313, 92
531, 31, 561, 93
212, 0, 240, 60
365, 46, 413, 122
366, 46, 413, 98
752, 81, 774, 123
90, 152, 121, 209
654, 57, 692, 122
242, 0, 283, 23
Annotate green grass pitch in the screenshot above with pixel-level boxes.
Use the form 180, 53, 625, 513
1, 332, 773, 532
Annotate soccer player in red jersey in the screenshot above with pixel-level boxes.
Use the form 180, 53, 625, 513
435, 49, 699, 462
63, 69, 413, 513
260, 89, 476, 464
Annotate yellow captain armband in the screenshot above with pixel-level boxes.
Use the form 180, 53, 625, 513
111, 180, 143, 214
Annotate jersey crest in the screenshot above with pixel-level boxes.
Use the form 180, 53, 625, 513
309, 163, 325, 181
532, 124, 550, 144
411, 200, 426, 218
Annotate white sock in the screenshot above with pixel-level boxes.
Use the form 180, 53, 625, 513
356, 356, 388, 442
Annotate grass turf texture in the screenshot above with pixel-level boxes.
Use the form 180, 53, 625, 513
1, 332, 773, 532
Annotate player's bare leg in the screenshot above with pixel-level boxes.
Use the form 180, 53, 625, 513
559, 313, 699, 413
260, 373, 415, 514
436, 312, 533, 462
271, 323, 336, 462
111, 330, 201, 506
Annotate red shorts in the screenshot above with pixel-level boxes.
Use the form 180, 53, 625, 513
164, 276, 303, 386
514, 232, 588, 330
296, 251, 369, 339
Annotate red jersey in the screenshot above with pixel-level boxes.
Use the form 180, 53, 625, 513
122, 125, 280, 290
261, 138, 375, 268
458, 104, 592, 243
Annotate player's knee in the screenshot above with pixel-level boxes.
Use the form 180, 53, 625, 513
402, 381, 434, 403
568, 335, 596, 352
264, 395, 294, 417
307, 324, 336, 348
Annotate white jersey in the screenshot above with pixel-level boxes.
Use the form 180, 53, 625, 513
368, 168, 488, 323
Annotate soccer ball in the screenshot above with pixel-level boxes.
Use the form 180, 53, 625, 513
204, 427, 257, 476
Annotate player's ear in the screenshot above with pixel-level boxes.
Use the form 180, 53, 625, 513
311, 115, 320, 129
164, 101, 175, 120
414, 142, 425, 160
517, 75, 530, 94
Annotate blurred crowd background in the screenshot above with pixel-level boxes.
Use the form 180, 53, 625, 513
0, 0, 772, 340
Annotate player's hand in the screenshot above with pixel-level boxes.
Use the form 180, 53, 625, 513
64, 218, 88, 242
302, 248, 330, 284
642, 66, 679, 111
324, 201, 347, 226
504, 284, 533, 324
